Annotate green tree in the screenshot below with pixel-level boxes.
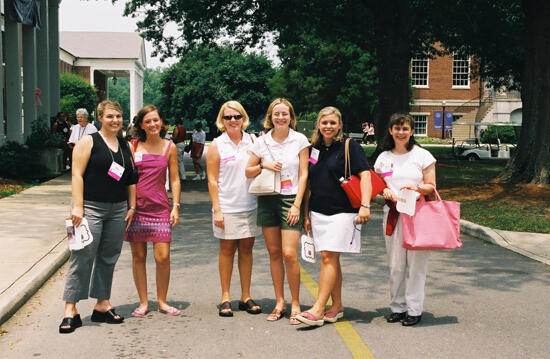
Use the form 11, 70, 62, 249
143, 68, 164, 108
159, 44, 274, 131
60, 73, 97, 117
108, 77, 130, 123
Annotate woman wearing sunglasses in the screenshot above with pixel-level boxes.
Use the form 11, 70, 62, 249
206, 101, 262, 317
245, 98, 310, 325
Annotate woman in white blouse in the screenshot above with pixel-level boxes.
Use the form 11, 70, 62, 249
245, 98, 309, 325
206, 101, 261, 317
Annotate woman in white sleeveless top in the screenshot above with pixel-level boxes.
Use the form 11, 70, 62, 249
206, 101, 261, 317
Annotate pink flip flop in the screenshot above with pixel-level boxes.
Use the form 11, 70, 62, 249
158, 307, 181, 316
323, 309, 344, 323
131, 307, 149, 318
294, 311, 324, 327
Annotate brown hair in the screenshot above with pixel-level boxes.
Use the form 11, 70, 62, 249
380, 113, 419, 151
96, 100, 122, 119
263, 98, 296, 130
132, 104, 167, 142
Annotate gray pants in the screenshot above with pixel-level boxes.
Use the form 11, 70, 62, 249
63, 200, 127, 303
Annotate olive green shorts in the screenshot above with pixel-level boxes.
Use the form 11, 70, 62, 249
257, 194, 303, 231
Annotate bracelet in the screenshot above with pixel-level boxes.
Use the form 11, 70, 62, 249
361, 203, 370, 209
129, 206, 136, 211
291, 203, 299, 209
173, 203, 180, 208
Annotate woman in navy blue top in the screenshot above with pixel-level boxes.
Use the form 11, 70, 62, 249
296, 106, 372, 327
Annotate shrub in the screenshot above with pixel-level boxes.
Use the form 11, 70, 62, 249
60, 73, 97, 116
480, 126, 518, 144
0, 142, 48, 180
26, 117, 66, 149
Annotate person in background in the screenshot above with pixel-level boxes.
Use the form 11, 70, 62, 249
374, 113, 436, 327
296, 106, 372, 327
53, 112, 72, 170
67, 109, 98, 168
171, 118, 187, 181
245, 98, 309, 325
206, 100, 261, 317
125, 105, 181, 318
367, 123, 376, 145
191, 122, 206, 180
361, 122, 369, 144
59, 100, 137, 333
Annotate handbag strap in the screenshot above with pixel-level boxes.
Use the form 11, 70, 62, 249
344, 138, 352, 178
262, 136, 276, 161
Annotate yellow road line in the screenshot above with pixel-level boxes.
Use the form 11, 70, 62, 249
300, 265, 375, 359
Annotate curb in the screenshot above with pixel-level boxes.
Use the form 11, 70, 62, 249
460, 219, 550, 266
0, 238, 69, 325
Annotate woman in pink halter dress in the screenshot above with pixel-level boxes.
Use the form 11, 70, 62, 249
125, 105, 181, 317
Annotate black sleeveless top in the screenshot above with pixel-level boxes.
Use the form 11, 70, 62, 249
83, 132, 137, 202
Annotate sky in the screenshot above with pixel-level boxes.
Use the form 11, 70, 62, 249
59, 0, 177, 69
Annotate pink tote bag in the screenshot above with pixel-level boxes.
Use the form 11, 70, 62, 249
401, 189, 462, 250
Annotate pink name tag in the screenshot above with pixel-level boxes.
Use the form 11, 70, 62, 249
108, 161, 125, 181
221, 155, 236, 164
281, 179, 292, 189
381, 171, 393, 178
309, 148, 319, 164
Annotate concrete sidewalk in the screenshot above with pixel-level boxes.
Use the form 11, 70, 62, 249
1, 174, 549, 326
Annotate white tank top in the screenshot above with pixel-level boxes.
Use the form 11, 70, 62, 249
215, 131, 257, 213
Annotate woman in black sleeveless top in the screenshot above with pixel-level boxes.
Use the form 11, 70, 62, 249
59, 100, 138, 333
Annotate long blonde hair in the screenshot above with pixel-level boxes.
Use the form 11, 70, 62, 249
311, 106, 344, 147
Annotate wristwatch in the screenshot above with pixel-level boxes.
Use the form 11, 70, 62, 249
259, 162, 263, 169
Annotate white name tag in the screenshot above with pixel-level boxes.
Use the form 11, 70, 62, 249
309, 148, 320, 164
134, 151, 143, 165
108, 161, 125, 181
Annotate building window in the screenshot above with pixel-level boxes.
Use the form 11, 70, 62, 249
411, 58, 429, 87
453, 55, 470, 88
411, 114, 427, 136
452, 114, 463, 123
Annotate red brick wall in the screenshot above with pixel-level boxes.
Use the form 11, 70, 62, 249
73, 66, 91, 83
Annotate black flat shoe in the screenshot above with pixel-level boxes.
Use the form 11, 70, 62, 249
239, 299, 262, 314
219, 301, 233, 317
59, 314, 82, 333
386, 312, 407, 323
402, 314, 422, 326
91, 308, 124, 324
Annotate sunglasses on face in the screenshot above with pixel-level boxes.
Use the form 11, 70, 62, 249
222, 114, 243, 121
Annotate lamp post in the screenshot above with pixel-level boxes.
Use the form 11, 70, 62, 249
441, 100, 446, 139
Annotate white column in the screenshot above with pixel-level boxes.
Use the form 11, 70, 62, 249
23, 25, 38, 139
36, 0, 51, 122
129, 69, 137, 120
5, 18, 23, 143
48, 0, 60, 114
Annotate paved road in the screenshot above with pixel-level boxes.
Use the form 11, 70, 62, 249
1, 180, 550, 358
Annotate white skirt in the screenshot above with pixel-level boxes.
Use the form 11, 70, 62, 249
212, 209, 260, 240
310, 211, 362, 253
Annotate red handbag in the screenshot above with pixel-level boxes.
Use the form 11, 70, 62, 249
340, 139, 386, 208
401, 189, 462, 250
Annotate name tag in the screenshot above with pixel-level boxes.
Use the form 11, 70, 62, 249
281, 179, 292, 189
309, 148, 320, 164
134, 152, 143, 165
108, 161, 125, 181
221, 155, 236, 164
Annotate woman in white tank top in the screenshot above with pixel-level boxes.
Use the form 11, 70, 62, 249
206, 101, 261, 317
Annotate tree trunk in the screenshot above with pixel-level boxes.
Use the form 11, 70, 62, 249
370, 1, 412, 159
499, 0, 550, 184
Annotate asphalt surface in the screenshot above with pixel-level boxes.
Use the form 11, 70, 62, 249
2, 178, 550, 358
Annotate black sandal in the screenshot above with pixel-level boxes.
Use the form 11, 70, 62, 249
239, 299, 262, 314
59, 314, 82, 334
91, 308, 124, 324
219, 301, 233, 317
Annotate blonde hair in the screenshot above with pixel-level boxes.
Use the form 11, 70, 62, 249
311, 106, 344, 147
96, 100, 122, 119
215, 100, 250, 132
263, 98, 296, 130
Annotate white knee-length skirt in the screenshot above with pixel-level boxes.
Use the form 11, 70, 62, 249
212, 209, 260, 239
310, 211, 362, 253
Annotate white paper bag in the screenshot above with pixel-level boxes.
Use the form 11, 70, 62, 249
396, 189, 417, 216
300, 234, 316, 263
66, 218, 93, 251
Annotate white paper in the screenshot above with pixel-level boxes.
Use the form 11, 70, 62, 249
67, 218, 93, 251
396, 189, 417, 216
300, 234, 316, 263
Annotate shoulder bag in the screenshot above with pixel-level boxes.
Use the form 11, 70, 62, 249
340, 138, 386, 208
401, 189, 462, 250
248, 136, 281, 196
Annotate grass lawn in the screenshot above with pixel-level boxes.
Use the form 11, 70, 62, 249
0, 178, 37, 199
365, 145, 550, 233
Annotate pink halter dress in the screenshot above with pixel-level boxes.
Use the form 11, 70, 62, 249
125, 140, 172, 243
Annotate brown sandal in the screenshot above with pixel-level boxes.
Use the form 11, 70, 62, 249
266, 307, 287, 321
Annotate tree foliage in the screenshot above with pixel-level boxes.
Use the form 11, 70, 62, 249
159, 44, 274, 130
60, 73, 97, 117
108, 77, 130, 123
